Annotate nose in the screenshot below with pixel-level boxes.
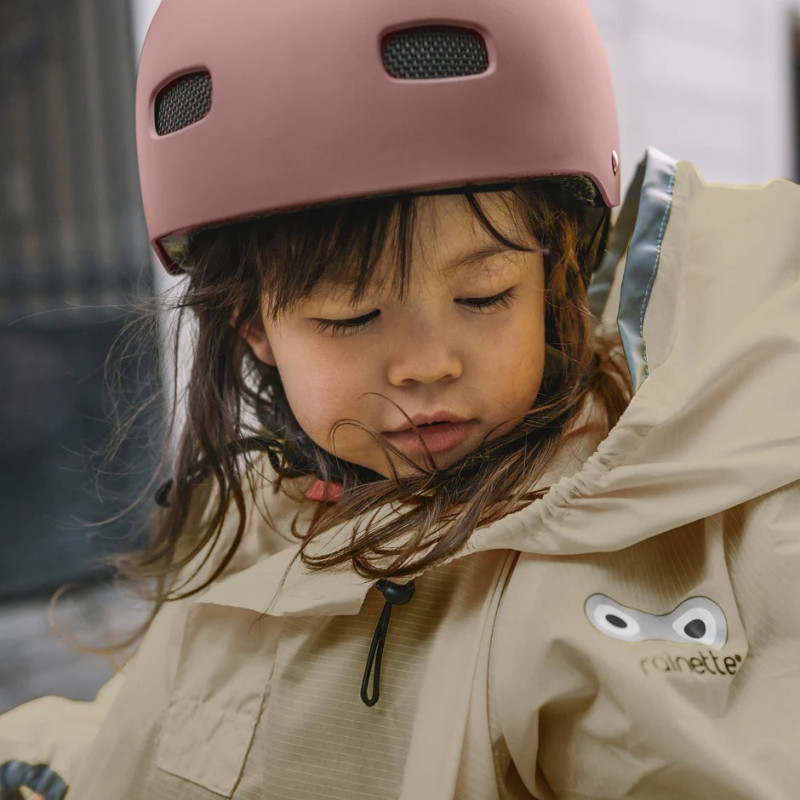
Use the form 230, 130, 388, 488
386, 319, 463, 387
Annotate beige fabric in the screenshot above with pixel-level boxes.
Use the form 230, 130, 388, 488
2, 157, 799, 799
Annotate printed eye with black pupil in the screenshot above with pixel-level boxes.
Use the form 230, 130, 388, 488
683, 619, 706, 639
605, 614, 627, 629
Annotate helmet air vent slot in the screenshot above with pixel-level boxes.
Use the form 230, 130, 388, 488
381, 26, 489, 80
155, 71, 213, 136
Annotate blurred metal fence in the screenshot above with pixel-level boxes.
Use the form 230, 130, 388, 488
0, 0, 161, 600
0, 0, 150, 321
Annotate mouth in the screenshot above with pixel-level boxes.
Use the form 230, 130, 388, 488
382, 415, 476, 455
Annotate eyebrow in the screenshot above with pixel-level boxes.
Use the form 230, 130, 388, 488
443, 241, 540, 275
315, 242, 542, 307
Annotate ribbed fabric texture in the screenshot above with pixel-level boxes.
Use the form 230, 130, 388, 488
146, 557, 509, 799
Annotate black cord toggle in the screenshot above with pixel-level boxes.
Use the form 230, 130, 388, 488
360, 578, 416, 707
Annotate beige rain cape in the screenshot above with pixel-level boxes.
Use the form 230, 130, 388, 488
2, 149, 799, 799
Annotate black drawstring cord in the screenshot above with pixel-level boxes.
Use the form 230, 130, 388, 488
360, 579, 416, 707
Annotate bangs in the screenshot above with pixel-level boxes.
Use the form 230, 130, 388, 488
204, 185, 542, 320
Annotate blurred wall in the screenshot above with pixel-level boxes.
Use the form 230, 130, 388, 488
0, 0, 161, 600
588, 0, 795, 186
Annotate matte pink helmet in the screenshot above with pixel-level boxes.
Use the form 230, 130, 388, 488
136, 0, 620, 273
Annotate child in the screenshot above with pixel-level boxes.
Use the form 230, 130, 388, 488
3, 0, 800, 798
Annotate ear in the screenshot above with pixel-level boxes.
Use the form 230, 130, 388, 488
240, 316, 276, 366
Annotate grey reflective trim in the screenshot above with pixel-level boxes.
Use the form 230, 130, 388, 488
587, 158, 649, 320
618, 149, 677, 391
0, 761, 68, 800
588, 148, 678, 392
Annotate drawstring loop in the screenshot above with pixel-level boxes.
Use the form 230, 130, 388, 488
360, 579, 416, 707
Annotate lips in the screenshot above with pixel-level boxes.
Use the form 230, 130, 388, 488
382, 415, 475, 455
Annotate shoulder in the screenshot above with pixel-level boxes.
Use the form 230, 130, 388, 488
175, 453, 316, 590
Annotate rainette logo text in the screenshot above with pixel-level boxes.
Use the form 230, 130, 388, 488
584, 594, 745, 677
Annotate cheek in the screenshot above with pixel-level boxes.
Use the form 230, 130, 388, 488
273, 343, 365, 442
487, 309, 546, 384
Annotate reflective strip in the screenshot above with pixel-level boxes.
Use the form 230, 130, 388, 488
0, 761, 68, 800
588, 147, 678, 392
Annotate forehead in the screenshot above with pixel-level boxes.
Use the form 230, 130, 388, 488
414, 190, 525, 258
314, 190, 529, 299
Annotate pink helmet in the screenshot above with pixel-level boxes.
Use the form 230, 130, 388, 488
136, 0, 620, 272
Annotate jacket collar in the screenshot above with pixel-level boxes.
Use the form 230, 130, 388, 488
197, 414, 606, 618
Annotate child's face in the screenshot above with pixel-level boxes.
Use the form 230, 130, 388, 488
244, 192, 547, 478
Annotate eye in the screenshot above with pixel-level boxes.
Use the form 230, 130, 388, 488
592, 603, 641, 638
670, 603, 727, 648
585, 595, 645, 641
456, 287, 516, 312
313, 309, 380, 336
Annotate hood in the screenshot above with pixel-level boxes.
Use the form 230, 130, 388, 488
468, 147, 800, 557
200, 148, 800, 617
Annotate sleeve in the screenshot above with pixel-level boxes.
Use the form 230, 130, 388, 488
0, 479, 217, 799
0, 463, 296, 800
0, 670, 124, 799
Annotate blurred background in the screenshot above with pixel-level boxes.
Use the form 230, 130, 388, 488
1, 0, 799, 713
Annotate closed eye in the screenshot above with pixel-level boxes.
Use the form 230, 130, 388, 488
313, 309, 380, 336
457, 287, 517, 311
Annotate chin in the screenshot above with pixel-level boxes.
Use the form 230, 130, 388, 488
383, 447, 478, 479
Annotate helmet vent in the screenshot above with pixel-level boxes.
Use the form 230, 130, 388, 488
155, 71, 213, 136
382, 26, 489, 80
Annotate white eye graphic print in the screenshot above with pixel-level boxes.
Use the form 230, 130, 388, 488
588, 601, 642, 640
667, 598, 727, 649
585, 594, 728, 649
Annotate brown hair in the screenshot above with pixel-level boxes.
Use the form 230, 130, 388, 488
114, 179, 630, 614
